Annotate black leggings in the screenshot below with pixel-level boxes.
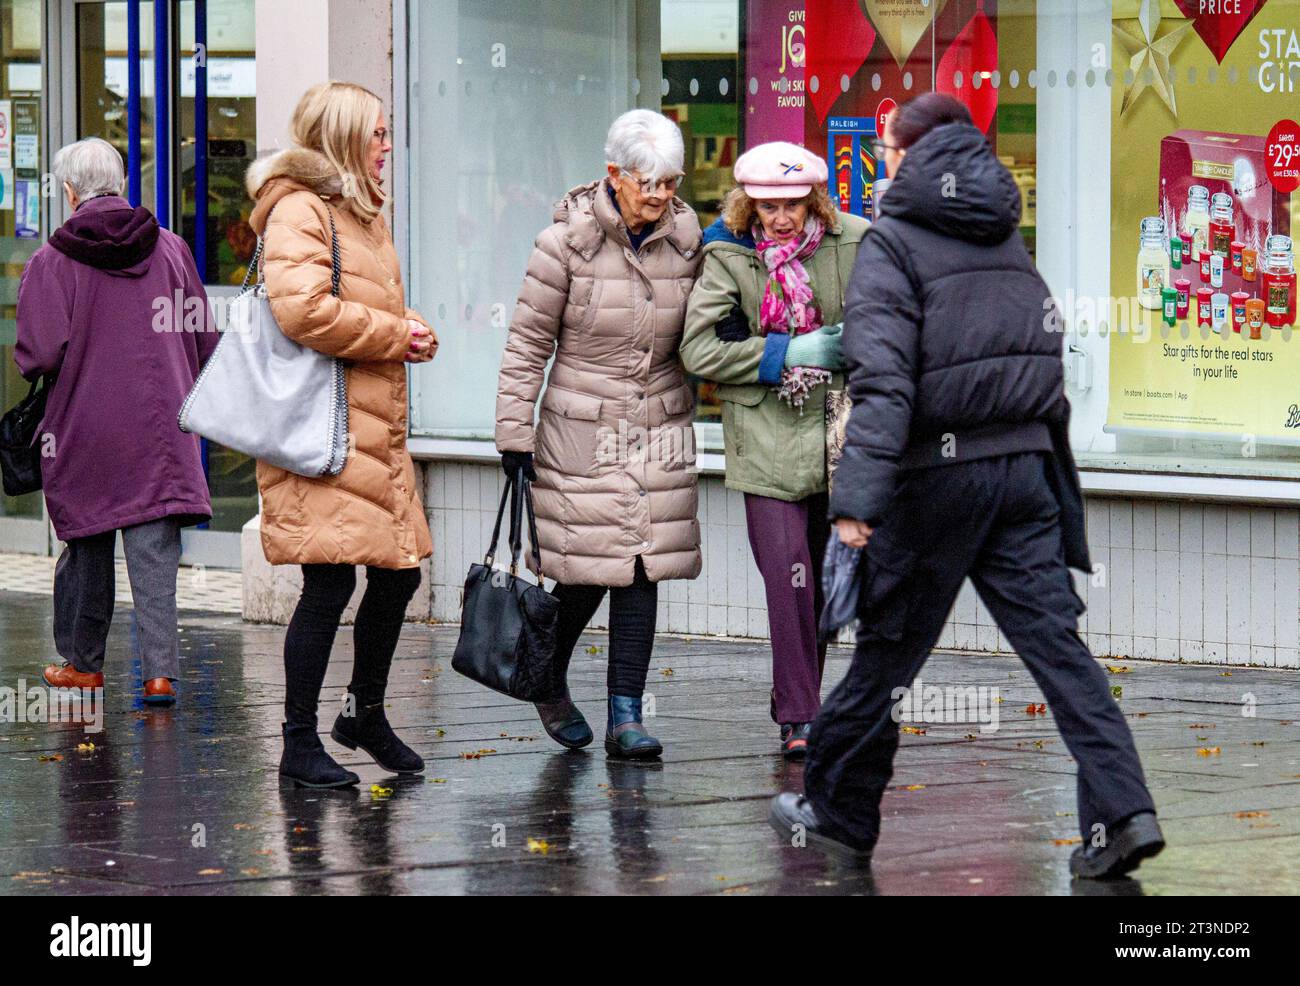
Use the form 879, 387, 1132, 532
550, 556, 658, 698
283, 563, 422, 728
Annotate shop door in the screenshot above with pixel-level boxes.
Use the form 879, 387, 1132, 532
61, 0, 257, 569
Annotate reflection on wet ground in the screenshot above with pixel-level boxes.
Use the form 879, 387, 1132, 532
1, 590, 1298, 895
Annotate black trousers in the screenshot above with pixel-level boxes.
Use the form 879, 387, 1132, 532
283, 564, 423, 729
805, 452, 1155, 849
549, 556, 657, 698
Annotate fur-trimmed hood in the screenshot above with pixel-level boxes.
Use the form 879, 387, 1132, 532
246, 147, 355, 234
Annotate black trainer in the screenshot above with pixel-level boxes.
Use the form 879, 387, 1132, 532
1069, 811, 1165, 879
279, 723, 360, 789
768, 793, 873, 866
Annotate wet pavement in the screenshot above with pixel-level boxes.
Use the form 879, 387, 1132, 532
1, 588, 1299, 896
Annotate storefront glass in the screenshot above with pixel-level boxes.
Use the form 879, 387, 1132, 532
0, 0, 45, 522
407, 0, 1300, 484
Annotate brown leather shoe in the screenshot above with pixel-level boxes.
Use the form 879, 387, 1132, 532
43, 662, 104, 689
143, 678, 176, 705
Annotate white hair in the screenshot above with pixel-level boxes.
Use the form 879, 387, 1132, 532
604, 109, 684, 182
53, 137, 126, 200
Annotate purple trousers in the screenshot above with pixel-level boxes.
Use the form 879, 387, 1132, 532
744, 491, 830, 724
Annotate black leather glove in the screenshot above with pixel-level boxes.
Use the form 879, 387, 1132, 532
501, 450, 537, 481
713, 305, 751, 342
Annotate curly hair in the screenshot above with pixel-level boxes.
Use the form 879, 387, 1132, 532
720, 182, 839, 239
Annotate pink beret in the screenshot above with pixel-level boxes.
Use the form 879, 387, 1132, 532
733, 141, 829, 199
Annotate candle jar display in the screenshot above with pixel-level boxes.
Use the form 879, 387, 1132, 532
1246, 298, 1265, 340
1209, 192, 1235, 258
1197, 287, 1214, 326
1183, 184, 1210, 260
1231, 291, 1249, 333
1211, 292, 1229, 330
1262, 234, 1296, 329
1136, 216, 1170, 310
1162, 287, 1177, 326
1243, 247, 1258, 282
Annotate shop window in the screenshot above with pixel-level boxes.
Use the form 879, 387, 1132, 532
0, 0, 44, 522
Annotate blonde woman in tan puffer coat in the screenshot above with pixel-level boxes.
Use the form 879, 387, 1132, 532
495, 109, 702, 759
248, 82, 435, 788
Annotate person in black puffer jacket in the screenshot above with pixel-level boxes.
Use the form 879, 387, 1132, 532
768, 95, 1163, 880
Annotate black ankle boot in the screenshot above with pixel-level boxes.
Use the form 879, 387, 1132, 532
279, 723, 360, 788
331, 700, 424, 775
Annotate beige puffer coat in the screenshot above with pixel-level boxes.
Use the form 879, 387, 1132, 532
496, 179, 703, 586
246, 148, 434, 570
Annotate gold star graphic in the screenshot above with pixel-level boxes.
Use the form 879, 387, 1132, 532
1113, 0, 1193, 118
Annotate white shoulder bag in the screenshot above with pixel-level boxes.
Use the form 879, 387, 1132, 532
178, 204, 348, 477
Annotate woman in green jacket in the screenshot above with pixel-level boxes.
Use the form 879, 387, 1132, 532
681, 141, 868, 758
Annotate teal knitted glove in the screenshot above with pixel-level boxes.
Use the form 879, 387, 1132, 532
784, 322, 844, 371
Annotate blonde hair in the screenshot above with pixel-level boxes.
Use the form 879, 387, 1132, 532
721, 183, 838, 239
290, 82, 386, 220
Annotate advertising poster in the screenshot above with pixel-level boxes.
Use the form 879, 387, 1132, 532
1106, 0, 1300, 443
795, 0, 1002, 219
743, 1, 805, 148
14, 178, 39, 237
13, 99, 38, 177
0, 100, 11, 172
0, 169, 12, 212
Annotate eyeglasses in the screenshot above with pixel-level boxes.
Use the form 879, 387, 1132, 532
372, 128, 390, 144
870, 138, 900, 159
624, 170, 684, 195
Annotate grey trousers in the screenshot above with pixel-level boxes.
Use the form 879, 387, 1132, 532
53, 517, 183, 680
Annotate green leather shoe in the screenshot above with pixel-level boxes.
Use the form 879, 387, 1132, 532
535, 692, 593, 750
604, 694, 662, 760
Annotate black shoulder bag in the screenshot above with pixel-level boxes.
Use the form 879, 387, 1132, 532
0, 374, 54, 497
451, 473, 560, 701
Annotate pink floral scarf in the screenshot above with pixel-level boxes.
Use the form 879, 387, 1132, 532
753, 216, 830, 409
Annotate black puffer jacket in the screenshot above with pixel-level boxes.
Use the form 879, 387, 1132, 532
831, 122, 1089, 571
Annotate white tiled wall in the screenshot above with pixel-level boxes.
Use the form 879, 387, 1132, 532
421, 462, 1300, 669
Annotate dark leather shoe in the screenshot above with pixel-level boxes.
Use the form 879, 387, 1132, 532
780, 722, 811, 759
535, 693, 593, 749
43, 662, 104, 689
279, 723, 359, 789
604, 694, 662, 760
331, 703, 424, 775
768, 793, 873, 866
143, 678, 176, 705
1070, 811, 1164, 879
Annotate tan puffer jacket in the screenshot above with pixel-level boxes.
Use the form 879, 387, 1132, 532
496, 179, 703, 586
246, 148, 434, 570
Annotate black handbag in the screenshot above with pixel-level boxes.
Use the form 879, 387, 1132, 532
451, 473, 561, 701
0, 374, 53, 497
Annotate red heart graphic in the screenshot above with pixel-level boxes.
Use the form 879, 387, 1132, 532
935, 5, 999, 134
806, 0, 877, 124
1172, 0, 1268, 64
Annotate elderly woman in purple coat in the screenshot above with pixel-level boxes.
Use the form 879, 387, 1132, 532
14, 137, 217, 705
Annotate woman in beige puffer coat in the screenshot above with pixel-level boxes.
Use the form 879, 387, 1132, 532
495, 109, 702, 759
249, 82, 435, 789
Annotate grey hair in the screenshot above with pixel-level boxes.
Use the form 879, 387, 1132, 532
604, 109, 684, 182
53, 137, 126, 200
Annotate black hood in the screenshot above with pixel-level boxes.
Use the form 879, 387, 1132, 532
879, 123, 1021, 245
49, 195, 160, 271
